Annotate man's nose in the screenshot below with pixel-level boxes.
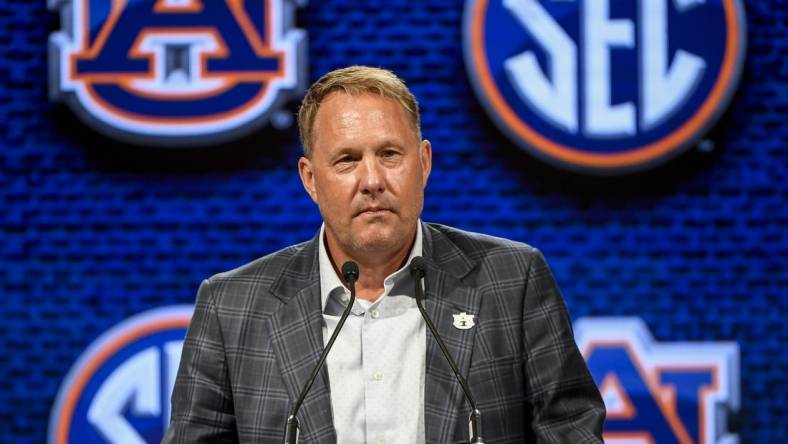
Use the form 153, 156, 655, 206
358, 157, 385, 195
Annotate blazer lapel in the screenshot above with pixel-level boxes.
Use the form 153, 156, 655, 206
268, 239, 336, 443
422, 224, 483, 443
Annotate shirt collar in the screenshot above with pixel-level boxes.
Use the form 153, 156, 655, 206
318, 220, 423, 312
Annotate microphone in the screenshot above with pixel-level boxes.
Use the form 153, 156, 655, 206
410, 257, 485, 444
283, 260, 359, 444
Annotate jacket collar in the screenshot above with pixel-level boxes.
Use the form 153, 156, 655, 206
268, 222, 478, 303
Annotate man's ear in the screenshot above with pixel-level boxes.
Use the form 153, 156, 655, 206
420, 139, 432, 187
298, 156, 318, 203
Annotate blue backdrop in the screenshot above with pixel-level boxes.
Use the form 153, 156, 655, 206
1, 0, 785, 442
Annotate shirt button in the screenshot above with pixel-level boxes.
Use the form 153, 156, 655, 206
377, 437, 386, 444
373, 371, 383, 381
370, 309, 380, 319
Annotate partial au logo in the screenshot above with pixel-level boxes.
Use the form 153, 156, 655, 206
48, 0, 307, 146
464, 0, 747, 174
575, 317, 740, 443
48, 305, 192, 444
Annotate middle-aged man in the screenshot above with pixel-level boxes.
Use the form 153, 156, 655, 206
164, 66, 605, 443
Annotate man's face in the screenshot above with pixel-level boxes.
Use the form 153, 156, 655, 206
298, 92, 431, 260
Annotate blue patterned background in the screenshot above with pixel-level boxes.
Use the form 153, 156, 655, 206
1, 0, 785, 442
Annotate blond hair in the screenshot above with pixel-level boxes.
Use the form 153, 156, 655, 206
297, 66, 421, 156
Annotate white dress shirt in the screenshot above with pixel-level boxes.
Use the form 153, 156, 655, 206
318, 223, 426, 444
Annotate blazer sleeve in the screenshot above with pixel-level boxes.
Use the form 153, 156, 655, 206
521, 249, 605, 443
162, 279, 239, 444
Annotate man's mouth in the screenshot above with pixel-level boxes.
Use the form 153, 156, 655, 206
356, 207, 391, 216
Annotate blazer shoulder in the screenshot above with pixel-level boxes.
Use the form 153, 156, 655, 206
424, 222, 553, 290
201, 238, 316, 309
427, 222, 541, 262
212, 239, 312, 280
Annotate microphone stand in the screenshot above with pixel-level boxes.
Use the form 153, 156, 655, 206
410, 257, 485, 444
283, 261, 359, 444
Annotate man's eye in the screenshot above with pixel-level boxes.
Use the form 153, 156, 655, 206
382, 150, 398, 158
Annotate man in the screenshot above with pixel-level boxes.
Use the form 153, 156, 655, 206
164, 66, 604, 443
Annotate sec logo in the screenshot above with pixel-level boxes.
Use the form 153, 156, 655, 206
48, 0, 307, 146
463, 0, 746, 174
48, 305, 192, 444
575, 318, 740, 443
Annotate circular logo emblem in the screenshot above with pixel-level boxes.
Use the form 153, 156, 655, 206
463, 0, 746, 174
48, 305, 192, 444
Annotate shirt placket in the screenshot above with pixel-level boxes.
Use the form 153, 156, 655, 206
363, 284, 395, 444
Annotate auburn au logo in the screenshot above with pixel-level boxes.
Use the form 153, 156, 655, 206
48, 0, 307, 146
48, 305, 192, 444
463, 0, 747, 174
575, 318, 740, 443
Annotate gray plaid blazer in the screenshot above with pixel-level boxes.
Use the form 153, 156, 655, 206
163, 223, 604, 443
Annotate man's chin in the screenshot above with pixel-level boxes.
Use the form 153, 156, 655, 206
352, 235, 399, 253
344, 218, 417, 256
350, 228, 404, 254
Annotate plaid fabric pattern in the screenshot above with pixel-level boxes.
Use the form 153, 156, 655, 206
163, 223, 604, 443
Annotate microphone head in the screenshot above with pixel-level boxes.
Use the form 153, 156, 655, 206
341, 261, 359, 283
409, 256, 427, 278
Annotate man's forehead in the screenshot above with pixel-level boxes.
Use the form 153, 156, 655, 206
312, 92, 414, 143
331, 105, 387, 130
318, 90, 401, 114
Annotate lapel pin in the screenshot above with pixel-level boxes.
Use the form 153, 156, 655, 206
452, 312, 475, 330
